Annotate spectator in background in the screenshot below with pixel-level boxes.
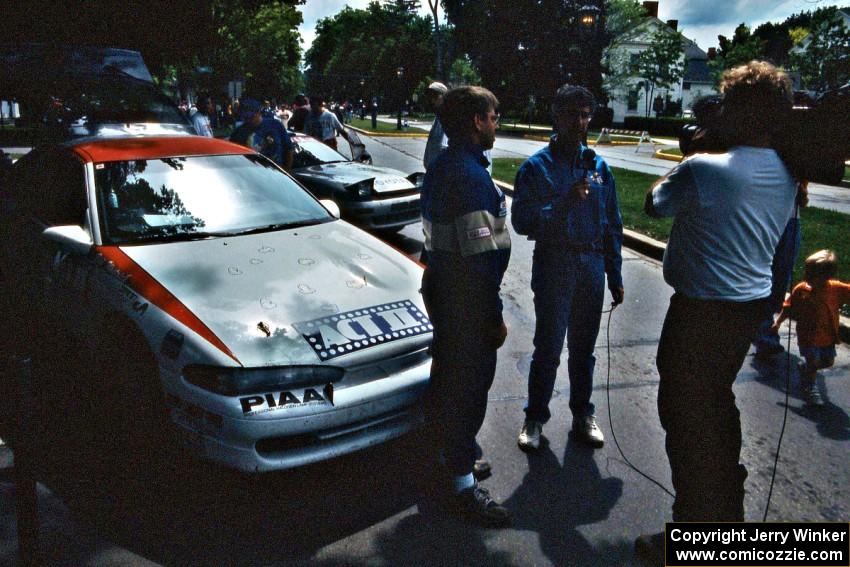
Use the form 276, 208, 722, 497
230, 97, 294, 171
423, 81, 449, 171
190, 93, 214, 137
425, 82, 493, 175
305, 95, 352, 151
288, 94, 310, 132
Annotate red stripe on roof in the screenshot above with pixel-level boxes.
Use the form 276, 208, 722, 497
72, 136, 253, 163
97, 246, 241, 365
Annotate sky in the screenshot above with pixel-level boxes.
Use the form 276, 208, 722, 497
297, 0, 850, 55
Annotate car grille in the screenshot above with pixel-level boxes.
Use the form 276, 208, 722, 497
255, 407, 419, 456
372, 188, 420, 200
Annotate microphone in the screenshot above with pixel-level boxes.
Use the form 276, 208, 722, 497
580, 148, 597, 170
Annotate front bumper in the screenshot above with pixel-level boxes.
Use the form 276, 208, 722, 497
342, 192, 421, 230
168, 348, 431, 473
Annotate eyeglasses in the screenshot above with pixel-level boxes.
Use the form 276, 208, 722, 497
562, 109, 593, 119
485, 112, 500, 124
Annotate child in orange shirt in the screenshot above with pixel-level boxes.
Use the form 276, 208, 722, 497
772, 249, 850, 406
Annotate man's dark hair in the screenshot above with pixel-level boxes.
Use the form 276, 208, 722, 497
551, 85, 596, 117
720, 60, 792, 146
295, 94, 308, 106
438, 86, 498, 142
196, 92, 211, 114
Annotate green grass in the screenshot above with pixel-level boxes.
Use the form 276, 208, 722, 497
492, 157, 850, 302
349, 118, 428, 134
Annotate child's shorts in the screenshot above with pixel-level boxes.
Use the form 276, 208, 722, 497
799, 345, 837, 367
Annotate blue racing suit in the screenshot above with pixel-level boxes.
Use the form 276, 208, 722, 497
420, 142, 511, 477
511, 137, 623, 422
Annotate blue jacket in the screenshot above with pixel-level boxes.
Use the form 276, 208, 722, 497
511, 137, 623, 290
254, 117, 293, 166
421, 142, 511, 322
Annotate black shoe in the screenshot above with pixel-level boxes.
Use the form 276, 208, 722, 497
634, 532, 665, 566
473, 458, 492, 481
448, 484, 511, 528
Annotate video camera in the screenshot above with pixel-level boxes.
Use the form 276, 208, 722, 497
679, 85, 850, 185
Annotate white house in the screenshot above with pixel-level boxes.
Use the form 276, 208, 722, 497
604, 1, 718, 124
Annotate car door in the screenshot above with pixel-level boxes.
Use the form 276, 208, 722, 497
7, 148, 91, 338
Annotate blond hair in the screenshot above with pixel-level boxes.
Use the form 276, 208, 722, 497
803, 249, 838, 282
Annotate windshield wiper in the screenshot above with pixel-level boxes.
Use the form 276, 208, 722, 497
137, 230, 219, 243
221, 218, 331, 236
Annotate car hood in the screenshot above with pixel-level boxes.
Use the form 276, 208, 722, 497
293, 163, 415, 194
120, 221, 429, 367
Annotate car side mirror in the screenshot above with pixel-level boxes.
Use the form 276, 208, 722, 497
320, 199, 341, 219
42, 225, 93, 256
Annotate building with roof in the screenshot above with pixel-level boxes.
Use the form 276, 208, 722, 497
603, 1, 719, 124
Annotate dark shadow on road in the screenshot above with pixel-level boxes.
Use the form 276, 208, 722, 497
19, 434, 425, 567
750, 354, 850, 441
501, 439, 627, 566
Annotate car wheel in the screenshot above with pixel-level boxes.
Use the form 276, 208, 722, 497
92, 321, 179, 482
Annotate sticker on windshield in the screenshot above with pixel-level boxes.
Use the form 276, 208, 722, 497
293, 300, 432, 360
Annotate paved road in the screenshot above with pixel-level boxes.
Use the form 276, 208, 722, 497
0, 132, 848, 566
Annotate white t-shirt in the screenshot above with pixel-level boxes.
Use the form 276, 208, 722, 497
652, 146, 796, 301
191, 112, 213, 137
305, 110, 344, 141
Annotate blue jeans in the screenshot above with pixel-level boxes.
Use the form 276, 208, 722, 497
525, 248, 605, 423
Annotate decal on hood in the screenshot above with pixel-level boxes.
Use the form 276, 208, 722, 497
293, 300, 432, 361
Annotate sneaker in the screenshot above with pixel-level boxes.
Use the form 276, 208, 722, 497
634, 532, 665, 566
473, 458, 492, 481
448, 483, 511, 528
570, 415, 604, 448
804, 384, 825, 406
517, 420, 543, 452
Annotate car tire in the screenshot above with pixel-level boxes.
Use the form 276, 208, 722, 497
91, 321, 179, 485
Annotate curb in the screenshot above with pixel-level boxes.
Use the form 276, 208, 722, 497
494, 178, 850, 342
347, 124, 427, 138
654, 151, 683, 162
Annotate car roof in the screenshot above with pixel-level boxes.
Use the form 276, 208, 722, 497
68, 135, 254, 163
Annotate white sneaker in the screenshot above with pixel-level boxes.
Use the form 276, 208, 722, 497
571, 415, 604, 448
517, 420, 543, 452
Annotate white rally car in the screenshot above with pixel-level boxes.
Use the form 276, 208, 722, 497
0, 135, 431, 472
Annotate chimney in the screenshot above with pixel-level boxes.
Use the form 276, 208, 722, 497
642, 1, 659, 18
666, 19, 678, 31
707, 47, 717, 60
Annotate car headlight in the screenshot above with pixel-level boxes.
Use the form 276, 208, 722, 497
407, 172, 425, 188
183, 365, 345, 396
348, 179, 374, 199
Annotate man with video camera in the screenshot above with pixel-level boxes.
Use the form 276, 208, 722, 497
636, 61, 799, 562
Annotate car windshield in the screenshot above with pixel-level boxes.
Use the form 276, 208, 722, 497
95, 154, 333, 245
291, 138, 350, 168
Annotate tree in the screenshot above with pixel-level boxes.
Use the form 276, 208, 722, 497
711, 24, 765, 76
1, 0, 305, 102
789, 14, 850, 91
304, 2, 435, 108
442, 0, 610, 116
631, 30, 685, 117
427, 0, 445, 79
213, 1, 305, 100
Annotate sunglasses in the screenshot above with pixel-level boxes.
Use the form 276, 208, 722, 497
562, 110, 593, 119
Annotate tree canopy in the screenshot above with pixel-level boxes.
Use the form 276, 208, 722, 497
303, 2, 435, 108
